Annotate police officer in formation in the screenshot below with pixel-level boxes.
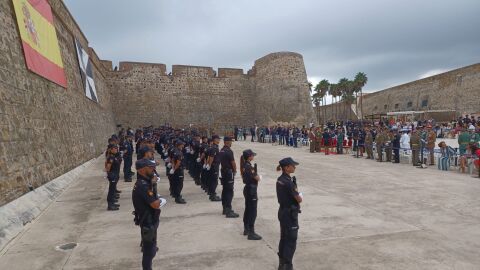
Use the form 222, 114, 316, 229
132, 158, 161, 270
240, 149, 262, 240
105, 143, 122, 211
205, 135, 222, 201
122, 134, 135, 182
169, 140, 187, 204
219, 136, 240, 218
276, 157, 303, 270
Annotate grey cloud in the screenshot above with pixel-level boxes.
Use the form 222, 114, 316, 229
64, 0, 480, 92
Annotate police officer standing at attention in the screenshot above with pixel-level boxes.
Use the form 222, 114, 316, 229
205, 135, 222, 201
240, 149, 262, 240
219, 136, 240, 218
132, 159, 161, 270
170, 140, 187, 204
123, 134, 135, 182
276, 157, 303, 270
105, 144, 121, 211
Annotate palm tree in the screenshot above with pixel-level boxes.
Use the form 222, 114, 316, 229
316, 79, 329, 124
354, 72, 368, 120
328, 83, 338, 121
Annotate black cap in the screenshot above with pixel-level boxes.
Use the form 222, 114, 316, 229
176, 140, 185, 145
212, 135, 220, 140
279, 157, 299, 167
138, 146, 154, 158
242, 149, 256, 158
108, 144, 118, 149
224, 136, 233, 142
135, 158, 157, 170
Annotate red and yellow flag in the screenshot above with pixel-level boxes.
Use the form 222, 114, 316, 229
12, 0, 67, 87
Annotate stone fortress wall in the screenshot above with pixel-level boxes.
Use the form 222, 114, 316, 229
0, 0, 314, 205
317, 63, 480, 122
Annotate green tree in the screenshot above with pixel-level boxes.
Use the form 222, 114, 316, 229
315, 79, 329, 124
354, 72, 368, 120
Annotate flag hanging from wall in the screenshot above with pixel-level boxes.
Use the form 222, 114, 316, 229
12, 0, 67, 87
74, 39, 98, 102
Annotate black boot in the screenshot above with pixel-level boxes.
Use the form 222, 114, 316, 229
248, 226, 262, 240
175, 197, 187, 204
226, 209, 240, 218
209, 195, 221, 201
222, 207, 228, 215
107, 204, 119, 211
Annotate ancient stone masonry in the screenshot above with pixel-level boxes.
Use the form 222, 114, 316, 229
108, 52, 315, 132
0, 0, 313, 205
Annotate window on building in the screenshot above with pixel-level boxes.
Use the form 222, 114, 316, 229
395, 103, 399, 109
407, 101, 413, 108
384, 104, 388, 110
421, 99, 428, 107
374, 105, 378, 111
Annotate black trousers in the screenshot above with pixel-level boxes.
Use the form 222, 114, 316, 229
171, 169, 184, 198
393, 148, 400, 163
200, 167, 208, 189
141, 227, 157, 270
123, 155, 132, 179
243, 185, 258, 230
107, 172, 118, 205
221, 170, 234, 209
207, 168, 219, 196
278, 207, 299, 267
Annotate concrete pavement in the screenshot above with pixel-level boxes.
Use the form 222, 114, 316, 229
1, 140, 480, 269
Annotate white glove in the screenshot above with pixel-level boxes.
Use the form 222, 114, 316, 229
196, 158, 201, 163
259, 175, 263, 181
191, 150, 195, 154
203, 164, 207, 169
159, 198, 167, 208
165, 157, 171, 163
167, 163, 172, 168
299, 192, 304, 200
162, 150, 167, 154
186, 149, 191, 154
169, 169, 175, 175
206, 164, 211, 171
156, 176, 161, 184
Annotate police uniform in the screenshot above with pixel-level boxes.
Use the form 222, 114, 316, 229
123, 136, 134, 181
170, 141, 186, 204
106, 144, 122, 210
276, 157, 301, 270
205, 135, 221, 201
219, 136, 239, 217
241, 149, 262, 240
132, 159, 160, 270
199, 138, 209, 191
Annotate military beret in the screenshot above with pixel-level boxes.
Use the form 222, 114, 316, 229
279, 157, 299, 167
135, 158, 157, 170
176, 140, 185, 145
212, 135, 220, 140
224, 136, 233, 142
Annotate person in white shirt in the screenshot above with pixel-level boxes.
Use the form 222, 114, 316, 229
400, 130, 410, 150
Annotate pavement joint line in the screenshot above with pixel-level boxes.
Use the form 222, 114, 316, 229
297, 228, 424, 244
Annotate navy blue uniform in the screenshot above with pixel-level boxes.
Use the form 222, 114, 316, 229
276, 173, 300, 269
171, 148, 185, 199
219, 145, 235, 211
106, 154, 122, 206
123, 140, 134, 180
132, 175, 160, 270
242, 161, 258, 232
206, 144, 220, 198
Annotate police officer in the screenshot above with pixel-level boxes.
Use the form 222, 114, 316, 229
276, 157, 303, 270
219, 136, 240, 218
123, 134, 135, 182
105, 144, 122, 211
169, 140, 187, 204
241, 149, 262, 240
199, 137, 210, 192
132, 159, 161, 270
205, 135, 222, 201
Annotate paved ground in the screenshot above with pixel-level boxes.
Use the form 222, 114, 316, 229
1, 139, 480, 270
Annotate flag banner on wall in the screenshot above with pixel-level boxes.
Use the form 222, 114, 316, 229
74, 39, 98, 102
12, 0, 67, 87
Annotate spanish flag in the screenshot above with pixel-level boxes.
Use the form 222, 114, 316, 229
12, 0, 67, 88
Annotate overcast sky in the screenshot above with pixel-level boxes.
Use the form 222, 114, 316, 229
64, 0, 480, 94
